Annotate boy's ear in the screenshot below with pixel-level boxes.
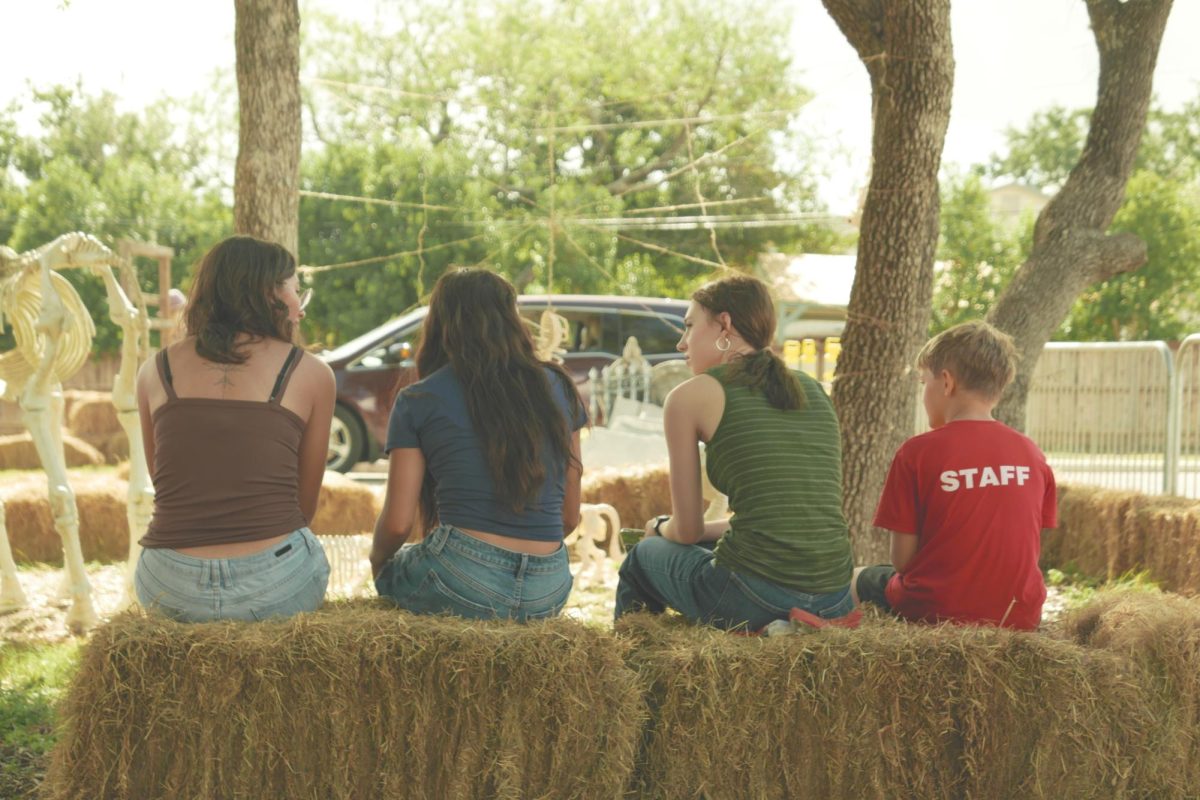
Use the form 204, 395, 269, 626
940, 369, 957, 396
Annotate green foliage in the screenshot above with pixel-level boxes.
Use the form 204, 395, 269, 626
1, 84, 231, 354
932, 173, 1031, 333
1060, 171, 1200, 341
0, 642, 80, 799
300, 0, 844, 343
990, 99, 1200, 190
3, 3, 844, 352
1045, 566, 1159, 609
970, 96, 1200, 341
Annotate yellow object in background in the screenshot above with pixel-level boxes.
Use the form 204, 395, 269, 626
783, 340, 801, 370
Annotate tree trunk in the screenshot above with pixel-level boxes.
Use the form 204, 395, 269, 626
989, 0, 1174, 430
821, 0, 954, 563
234, 0, 302, 258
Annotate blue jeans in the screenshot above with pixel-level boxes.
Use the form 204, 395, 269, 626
135, 528, 329, 623
614, 536, 853, 631
375, 524, 573, 622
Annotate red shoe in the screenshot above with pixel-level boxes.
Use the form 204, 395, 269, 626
787, 607, 863, 630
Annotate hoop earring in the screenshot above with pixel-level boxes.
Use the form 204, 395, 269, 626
716, 334, 732, 352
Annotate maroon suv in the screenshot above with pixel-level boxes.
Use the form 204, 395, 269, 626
320, 294, 689, 471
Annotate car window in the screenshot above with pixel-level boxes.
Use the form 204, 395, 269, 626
353, 325, 423, 369
521, 306, 620, 355
619, 312, 683, 356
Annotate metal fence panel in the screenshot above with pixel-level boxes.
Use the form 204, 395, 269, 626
910, 342, 1175, 495
1024, 342, 1174, 495
1173, 335, 1200, 498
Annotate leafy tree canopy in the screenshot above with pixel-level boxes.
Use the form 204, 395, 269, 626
298, 0, 845, 346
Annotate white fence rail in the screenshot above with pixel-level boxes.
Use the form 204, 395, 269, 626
913, 339, 1200, 497
1026, 342, 1176, 495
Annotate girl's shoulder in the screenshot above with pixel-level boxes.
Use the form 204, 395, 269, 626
667, 372, 724, 408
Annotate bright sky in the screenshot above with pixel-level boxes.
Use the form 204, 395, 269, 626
2, 0, 1198, 211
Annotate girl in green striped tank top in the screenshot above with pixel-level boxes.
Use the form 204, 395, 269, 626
614, 275, 854, 631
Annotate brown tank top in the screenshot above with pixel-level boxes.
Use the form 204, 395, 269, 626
139, 346, 311, 549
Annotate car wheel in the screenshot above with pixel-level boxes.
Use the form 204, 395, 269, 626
327, 405, 364, 473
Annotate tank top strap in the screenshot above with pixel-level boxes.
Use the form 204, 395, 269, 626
156, 349, 178, 401
268, 346, 303, 404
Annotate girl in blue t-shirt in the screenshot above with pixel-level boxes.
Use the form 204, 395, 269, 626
371, 269, 586, 621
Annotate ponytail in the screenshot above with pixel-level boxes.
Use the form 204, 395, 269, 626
724, 349, 805, 411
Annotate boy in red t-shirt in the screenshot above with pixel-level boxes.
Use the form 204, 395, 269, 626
852, 321, 1057, 630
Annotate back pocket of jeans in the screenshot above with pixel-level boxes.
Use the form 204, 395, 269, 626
414, 570, 503, 618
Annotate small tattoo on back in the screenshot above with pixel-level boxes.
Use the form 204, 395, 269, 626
205, 362, 237, 393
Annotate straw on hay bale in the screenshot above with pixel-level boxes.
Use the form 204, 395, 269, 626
616, 610, 1151, 800
309, 470, 381, 535
1044, 484, 1200, 595
63, 390, 130, 463
581, 462, 671, 543
64, 390, 121, 438
0, 432, 104, 470
43, 602, 646, 800
1056, 589, 1200, 796
0, 470, 129, 563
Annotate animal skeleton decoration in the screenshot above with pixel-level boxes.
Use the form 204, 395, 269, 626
0, 232, 154, 632
564, 503, 622, 587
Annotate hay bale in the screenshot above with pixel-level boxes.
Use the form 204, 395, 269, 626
0, 470, 130, 563
310, 471, 381, 535
0, 432, 104, 470
1056, 589, 1200, 796
88, 430, 131, 464
1134, 496, 1200, 596
43, 602, 646, 800
582, 462, 672, 536
617, 611, 1151, 800
62, 391, 131, 464
1043, 484, 1200, 596
65, 390, 121, 438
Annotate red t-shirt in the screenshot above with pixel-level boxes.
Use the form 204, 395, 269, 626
873, 420, 1057, 630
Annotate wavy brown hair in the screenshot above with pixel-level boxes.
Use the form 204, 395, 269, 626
184, 235, 297, 364
413, 268, 584, 530
692, 274, 805, 411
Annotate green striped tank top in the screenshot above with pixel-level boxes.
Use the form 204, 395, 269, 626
706, 364, 853, 593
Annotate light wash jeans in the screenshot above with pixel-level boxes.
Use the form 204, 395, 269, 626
375, 524, 572, 622
135, 527, 329, 623
614, 535, 853, 631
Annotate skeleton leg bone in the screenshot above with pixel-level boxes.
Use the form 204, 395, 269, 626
0, 502, 29, 614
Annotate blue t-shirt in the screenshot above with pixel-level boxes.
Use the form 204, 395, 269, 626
385, 364, 586, 541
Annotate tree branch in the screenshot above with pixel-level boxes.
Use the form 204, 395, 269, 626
820, 0, 885, 63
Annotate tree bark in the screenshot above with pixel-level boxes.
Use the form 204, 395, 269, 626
988, 0, 1174, 429
234, 0, 302, 258
822, 0, 954, 563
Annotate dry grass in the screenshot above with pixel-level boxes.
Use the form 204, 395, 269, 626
0, 435, 103, 471
63, 392, 121, 439
309, 471, 382, 535
41, 602, 646, 800
1044, 484, 1200, 595
617, 607, 1152, 800
0, 470, 130, 563
1055, 589, 1200, 797
581, 463, 671, 548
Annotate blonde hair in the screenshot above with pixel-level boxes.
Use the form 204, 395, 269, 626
917, 321, 1017, 400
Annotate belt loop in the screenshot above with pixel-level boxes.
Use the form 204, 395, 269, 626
426, 525, 448, 555
300, 528, 312, 553
516, 553, 529, 580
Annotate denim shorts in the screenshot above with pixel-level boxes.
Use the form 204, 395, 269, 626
375, 524, 572, 622
615, 535, 854, 631
135, 527, 330, 623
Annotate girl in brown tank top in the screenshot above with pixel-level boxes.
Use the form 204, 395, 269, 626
132, 235, 337, 623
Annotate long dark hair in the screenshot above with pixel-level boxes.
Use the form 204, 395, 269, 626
692, 274, 804, 411
414, 268, 584, 530
184, 235, 297, 364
